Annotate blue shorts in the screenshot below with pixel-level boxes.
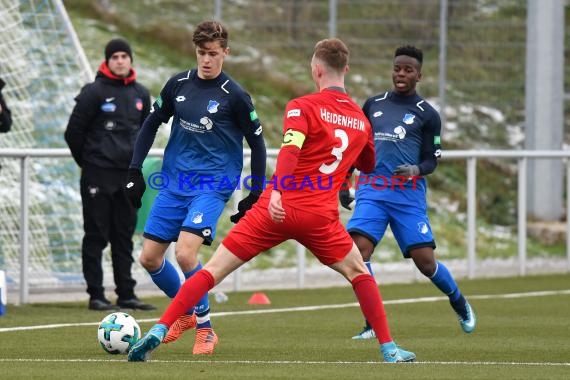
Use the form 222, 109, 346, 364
346, 198, 435, 257
143, 190, 227, 245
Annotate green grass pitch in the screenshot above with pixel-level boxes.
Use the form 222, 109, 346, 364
1, 273, 569, 379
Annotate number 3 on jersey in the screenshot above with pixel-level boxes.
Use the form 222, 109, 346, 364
319, 129, 348, 174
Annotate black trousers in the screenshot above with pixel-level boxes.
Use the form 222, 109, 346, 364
80, 166, 137, 301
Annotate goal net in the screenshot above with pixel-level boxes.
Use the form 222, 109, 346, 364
0, 1, 326, 303
0, 0, 122, 300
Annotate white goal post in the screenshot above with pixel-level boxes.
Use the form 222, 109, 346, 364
0, 0, 96, 301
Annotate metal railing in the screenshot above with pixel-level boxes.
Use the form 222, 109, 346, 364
1, 148, 570, 304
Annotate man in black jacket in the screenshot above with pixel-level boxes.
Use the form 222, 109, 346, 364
65, 38, 155, 311
0, 78, 12, 133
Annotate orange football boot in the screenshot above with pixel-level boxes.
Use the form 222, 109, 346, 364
162, 314, 197, 344
192, 328, 218, 355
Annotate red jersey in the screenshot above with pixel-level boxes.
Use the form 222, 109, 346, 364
267, 88, 374, 218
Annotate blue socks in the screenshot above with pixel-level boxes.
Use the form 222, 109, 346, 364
365, 261, 373, 276
149, 259, 209, 318
429, 261, 467, 319
149, 259, 181, 298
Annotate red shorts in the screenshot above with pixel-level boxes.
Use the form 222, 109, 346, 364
223, 197, 354, 266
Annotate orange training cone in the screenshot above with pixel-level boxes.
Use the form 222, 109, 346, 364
248, 292, 271, 305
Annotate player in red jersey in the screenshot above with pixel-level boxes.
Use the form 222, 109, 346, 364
128, 38, 415, 363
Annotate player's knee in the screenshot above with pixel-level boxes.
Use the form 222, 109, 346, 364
351, 234, 374, 260
410, 247, 436, 276
360, 248, 374, 262
138, 252, 161, 271
174, 249, 198, 271
416, 260, 436, 277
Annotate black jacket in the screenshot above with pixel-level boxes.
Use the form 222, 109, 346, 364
0, 78, 12, 133
64, 63, 151, 169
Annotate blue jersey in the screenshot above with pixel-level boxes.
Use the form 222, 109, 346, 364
135, 70, 263, 199
357, 91, 441, 205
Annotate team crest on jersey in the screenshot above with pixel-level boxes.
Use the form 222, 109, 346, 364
135, 98, 143, 111
418, 222, 429, 234
192, 212, 204, 224
207, 100, 219, 114
403, 113, 415, 125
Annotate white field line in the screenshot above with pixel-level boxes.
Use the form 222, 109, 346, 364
0, 358, 568, 367
0, 288, 569, 333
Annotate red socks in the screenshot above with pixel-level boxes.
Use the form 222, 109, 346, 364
351, 273, 392, 344
158, 270, 392, 345
159, 269, 215, 327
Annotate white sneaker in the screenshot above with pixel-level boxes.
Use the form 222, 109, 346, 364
351, 326, 376, 340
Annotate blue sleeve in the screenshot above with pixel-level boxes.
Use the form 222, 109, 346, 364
361, 97, 372, 115
129, 77, 177, 169
245, 132, 266, 194
232, 89, 267, 193
418, 109, 441, 175
129, 111, 162, 169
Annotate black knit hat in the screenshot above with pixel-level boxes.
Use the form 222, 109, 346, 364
104, 38, 133, 63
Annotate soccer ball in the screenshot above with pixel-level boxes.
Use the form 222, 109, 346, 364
97, 312, 141, 354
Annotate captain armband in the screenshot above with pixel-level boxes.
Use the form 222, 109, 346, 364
281, 129, 306, 149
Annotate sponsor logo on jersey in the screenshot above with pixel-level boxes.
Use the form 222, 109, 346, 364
375, 126, 407, 142
101, 102, 116, 112
394, 126, 406, 139
254, 125, 263, 136
202, 228, 212, 237
176, 95, 186, 102
418, 222, 429, 234
200, 116, 213, 130
192, 212, 204, 224
403, 113, 415, 125
180, 118, 211, 133
287, 109, 301, 118
105, 97, 115, 102
207, 100, 219, 113
373, 111, 383, 118
155, 95, 163, 108
135, 98, 143, 111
